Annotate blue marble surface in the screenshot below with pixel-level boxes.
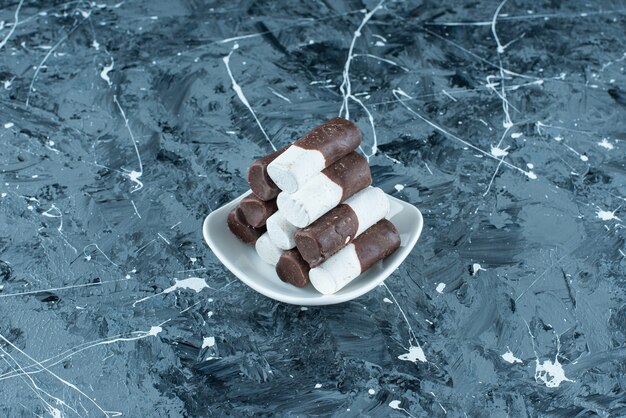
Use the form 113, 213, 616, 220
0, 0, 625, 416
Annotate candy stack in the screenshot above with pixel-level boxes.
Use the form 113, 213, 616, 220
228, 117, 400, 295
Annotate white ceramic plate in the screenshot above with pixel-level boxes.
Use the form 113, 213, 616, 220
202, 191, 423, 305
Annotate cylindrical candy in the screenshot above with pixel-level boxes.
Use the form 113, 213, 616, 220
247, 146, 288, 200
239, 194, 277, 228
276, 249, 310, 288
309, 219, 400, 295
294, 187, 389, 267
266, 211, 299, 250
267, 118, 361, 193
277, 152, 371, 228
255, 233, 283, 265
227, 207, 266, 244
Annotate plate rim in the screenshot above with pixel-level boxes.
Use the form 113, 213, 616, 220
202, 191, 423, 305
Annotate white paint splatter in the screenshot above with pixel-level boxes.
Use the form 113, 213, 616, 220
436, 283, 446, 293
471, 263, 486, 276
580, 154, 589, 162
368, 388, 376, 395
147, 326, 162, 336
535, 357, 573, 388
596, 208, 620, 221
314, 383, 322, 389
490, 146, 509, 157
133, 277, 211, 306
383, 297, 392, 303
394, 184, 405, 192
597, 138, 614, 150
389, 400, 402, 409
501, 349, 523, 364
398, 345, 427, 363
100, 58, 114, 86
511, 132, 523, 138
202, 336, 215, 349
527, 163, 534, 169
164, 278, 210, 294
92, 39, 100, 50
4, 122, 14, 129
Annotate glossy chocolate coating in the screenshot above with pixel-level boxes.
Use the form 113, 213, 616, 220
294, 204, 358, 267
297, 117, 361, 163
353, 219, 400, 271
322, 152, 371, 200
276, 249, 310, 288
239, 194, 277, 228
227, 206, 266, 244
247, 146, 288, 200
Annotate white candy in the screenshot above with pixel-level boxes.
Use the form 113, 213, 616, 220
255, 233, 283, 266
266, 212, 299, 250
267, 146, 326, 193
344, 187, 389, 236
277, 173, 343, 228
309, 244, 361, 294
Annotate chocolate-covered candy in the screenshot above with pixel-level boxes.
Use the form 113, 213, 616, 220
227, 206, 265, 244
277, 152, 372, 228
295, 187, 389, 267
247, 146, 288, 201
239, 194, 277, 228
276, 249, 310, 288
309, 219, 400, 295
267, 118, 362, 193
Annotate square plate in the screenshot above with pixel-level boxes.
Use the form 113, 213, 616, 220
202, 191, 423, 305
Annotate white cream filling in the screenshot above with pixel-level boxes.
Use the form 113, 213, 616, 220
267, 145, 326, 193
345, 187, 389, 236
266, 211, 299, 250
255, 233, 283, 266
309, 244, 361, 294
276, 173, 343, 228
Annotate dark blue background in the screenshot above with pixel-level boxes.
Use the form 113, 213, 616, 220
1, 0, 624, 416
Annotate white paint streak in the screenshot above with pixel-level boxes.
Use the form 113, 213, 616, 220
131, 199, 141, 218
268, 87, 291, 102
223, 45, 276, 151
113, 95, 144, 192
383, 283, 427, 364
338, 2, 384, 159
0, 0, 24, 50
392, 89, 536, 179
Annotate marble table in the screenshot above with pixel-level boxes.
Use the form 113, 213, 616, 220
1, 0, 624, 416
